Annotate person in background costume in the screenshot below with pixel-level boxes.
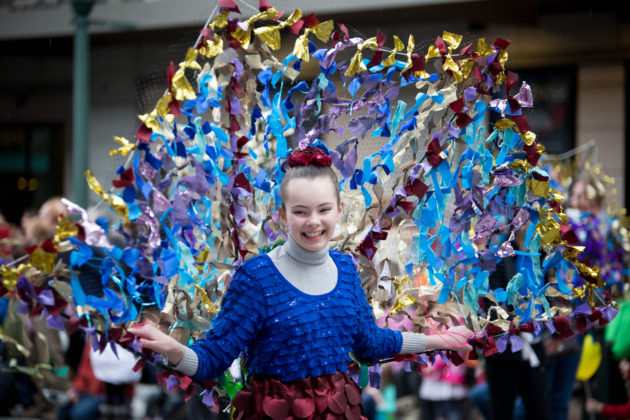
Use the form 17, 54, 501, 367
132, 146, 473, 419
419, 353, 471, 420
58, 341, 140, 420
482, 229, 551, 420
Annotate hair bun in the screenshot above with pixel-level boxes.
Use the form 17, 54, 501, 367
288, 146, 332, 168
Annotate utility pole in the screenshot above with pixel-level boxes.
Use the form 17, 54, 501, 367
70, 0, 96, 208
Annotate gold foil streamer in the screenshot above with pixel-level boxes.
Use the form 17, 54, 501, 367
567, 253, 603, 306
283, 9, 303, 27
391, 295, 416, 313
31, 248, 56, 273
1, 264, 29, 292
109, 136, 136, 157
155, 94, 173, 119
254, 26, 282, 50
562, 244, 600, 286
344, 37, 378, 76
54, 217, 79, 244
498, 49, 509, 69
292, 20, 335, 62
1, 266, 18, 291
171, 69, 198, 101
522, 131, 536, 146
170, 49, 201, 101
571, 285, 586, 300
193, 284, 219, 315
393, 275, 412, 294
527, 179, 550, 198
345, 52, 365, 76
209, 11, 229, 30
539, 224, 560, 247
415, 69, 431, 80
510, 159, 531, 172
389, 275, 417, 313
563, 245, 585, 260
442, 31, 463, 50
182, 48, 202, 71
459, 58, 474, 79
477, 38, 494, 56
195, 249, 209, 271
141, 93, 173, 130
85, 170, 105, 196
254, 9, 302, 50
536, 207, 561, 246
85, 170, 129, 221
236, 7, 280, 48
107, 195, 129, 221
557, 211, 569, 224
361, 37, 379, 51
313, 20, 334, 42
292, 34, 310, 61
382, 35, 404, 67
138, 112, 159, 133
548, 188, 564, 204
577, 262, 602, 285
426, 45, 441, 60
494, 119, 516, 130
199, 37, 224, 58
496, 72, 507, 85
443, 56, 462, 82
401, 35, 416, 74
232, 27, 252, 48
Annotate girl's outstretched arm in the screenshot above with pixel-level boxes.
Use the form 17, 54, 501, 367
132, 323, 188, 365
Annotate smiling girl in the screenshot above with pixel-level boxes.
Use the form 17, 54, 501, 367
133, 146, 472, 419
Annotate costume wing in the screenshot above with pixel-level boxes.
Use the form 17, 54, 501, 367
1, 2, 619, 387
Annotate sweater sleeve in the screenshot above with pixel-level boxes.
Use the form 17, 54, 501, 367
350, 268, 402, 360
188, 263, 266, 382
400, 332, 427, 353
601, 400, 630, 419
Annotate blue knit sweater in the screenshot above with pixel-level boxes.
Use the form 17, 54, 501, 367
189, 250, 402, 382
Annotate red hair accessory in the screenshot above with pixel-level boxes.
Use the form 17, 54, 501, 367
288, 146, 332, 168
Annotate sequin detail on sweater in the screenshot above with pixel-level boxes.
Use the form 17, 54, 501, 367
190, 250, 402, 382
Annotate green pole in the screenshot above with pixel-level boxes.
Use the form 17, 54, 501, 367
71, 0, 95, 208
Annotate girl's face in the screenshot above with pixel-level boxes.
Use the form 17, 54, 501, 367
280, 176, 342, 252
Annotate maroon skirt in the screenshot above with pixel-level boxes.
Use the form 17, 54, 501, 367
231, 372, 366, 420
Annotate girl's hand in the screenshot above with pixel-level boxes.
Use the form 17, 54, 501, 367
131, 323, 187, 366
425, 325, 474, 352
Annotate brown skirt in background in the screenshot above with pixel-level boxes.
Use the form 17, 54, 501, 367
231, 371, 367, 420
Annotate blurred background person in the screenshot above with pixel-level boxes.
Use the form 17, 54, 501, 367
586, 359, 630, 419
419, 356, 471, 420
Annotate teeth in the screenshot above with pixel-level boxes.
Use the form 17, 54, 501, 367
305, 231, 323, 238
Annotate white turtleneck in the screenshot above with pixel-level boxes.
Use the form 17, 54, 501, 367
267, 235, 337, 294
